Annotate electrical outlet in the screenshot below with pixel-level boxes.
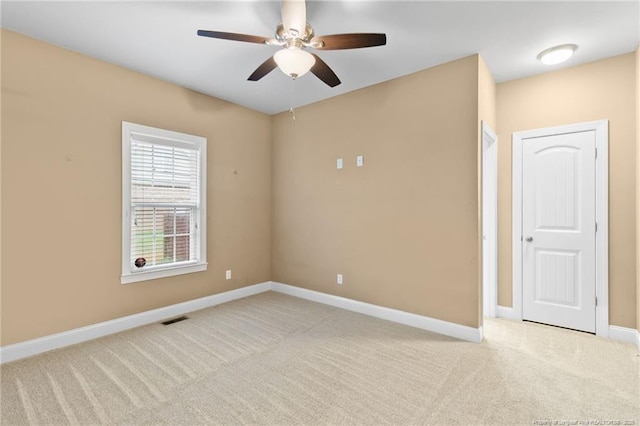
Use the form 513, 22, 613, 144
225, 270, 232, 280
337, 274, 343, 285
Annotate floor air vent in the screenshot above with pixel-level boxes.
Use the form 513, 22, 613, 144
162, 316, 188, 325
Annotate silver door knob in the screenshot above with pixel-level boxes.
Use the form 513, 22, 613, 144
525, 236, 533, 242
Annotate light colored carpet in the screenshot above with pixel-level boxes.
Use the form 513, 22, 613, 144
1, 291, 638, 425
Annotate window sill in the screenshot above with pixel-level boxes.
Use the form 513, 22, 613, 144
121, 262, 207, 284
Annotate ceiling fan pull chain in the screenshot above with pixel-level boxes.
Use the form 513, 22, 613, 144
289, 77, 296, 122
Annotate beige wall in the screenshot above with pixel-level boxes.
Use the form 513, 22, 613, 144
0, 28, 3, 346
497, 53, 637, 328
636, 46, 640, 334
1, 29, 272, 345
272, 55, 483, 328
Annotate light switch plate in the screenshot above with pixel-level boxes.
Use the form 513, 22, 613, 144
337, 158, 343, 169
356, 155, 364, 167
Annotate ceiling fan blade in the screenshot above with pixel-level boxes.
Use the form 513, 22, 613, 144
312, 33, 387, 50
310, 54, 341, 88
281, 0, 306, 35
197, 30, 271, 45
248, 56, 278, 81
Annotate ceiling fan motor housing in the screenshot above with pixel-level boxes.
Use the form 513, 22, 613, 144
276, 23, 321, 49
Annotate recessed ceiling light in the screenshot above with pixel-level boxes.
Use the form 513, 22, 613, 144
537, 44, 578, 65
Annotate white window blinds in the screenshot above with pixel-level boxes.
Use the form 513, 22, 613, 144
130, 139, 200, 268
122, 122, 207, 284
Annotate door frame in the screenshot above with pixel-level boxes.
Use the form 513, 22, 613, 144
512, 119, 609, 337
482, 122, 498, 318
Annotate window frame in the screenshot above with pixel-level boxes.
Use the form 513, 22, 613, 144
121, 121, 207, 284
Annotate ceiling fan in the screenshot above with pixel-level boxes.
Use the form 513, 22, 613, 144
197, 0, 386, 88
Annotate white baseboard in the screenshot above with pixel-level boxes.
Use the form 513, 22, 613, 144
24, 281, 639, 363
608, 325, 640, 346
0, 282, 271, 364
0, 280, 483, 364
4, 280, 636, 364
497, 305, 520, 321
271, 282, 483, 343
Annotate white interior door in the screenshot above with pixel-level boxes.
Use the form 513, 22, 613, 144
521, 130, 596, 333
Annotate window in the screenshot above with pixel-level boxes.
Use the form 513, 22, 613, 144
121, 122, 206, 284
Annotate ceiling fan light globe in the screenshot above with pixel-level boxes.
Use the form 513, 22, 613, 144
274, 48, 315, 78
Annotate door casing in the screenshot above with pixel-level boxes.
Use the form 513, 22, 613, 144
511, 120, 609, 337
482, 122, 498, 318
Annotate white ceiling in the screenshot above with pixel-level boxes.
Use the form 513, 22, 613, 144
2, 1, 639, 115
